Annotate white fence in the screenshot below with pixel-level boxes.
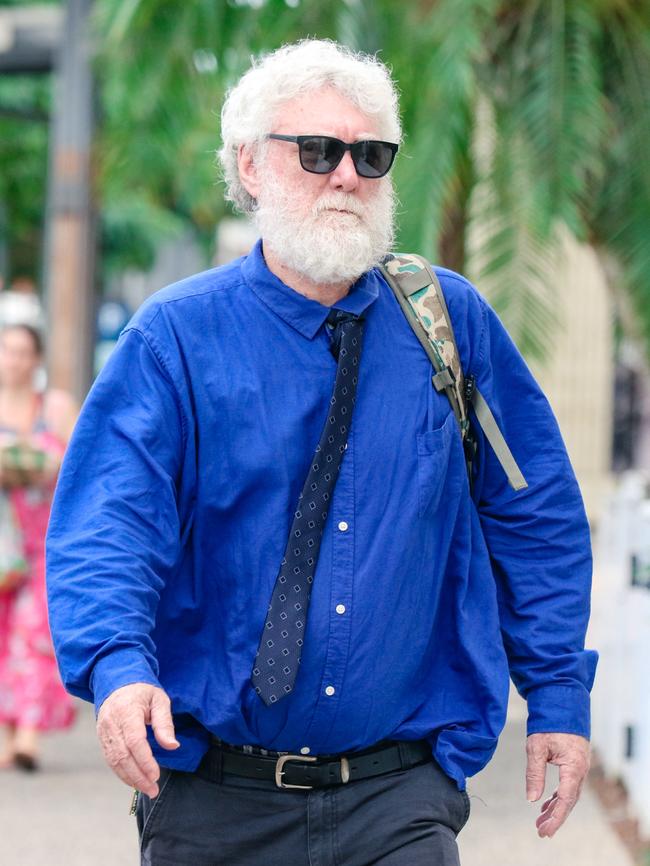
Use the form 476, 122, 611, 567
590, 471, 650, 836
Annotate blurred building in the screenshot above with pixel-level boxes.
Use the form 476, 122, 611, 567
213, 217, 258, 267
612, 340, 650, 473
0, 276, 45, 331
106, 231, 207, 315
99, 231, 207, 372
526, 233, 616, 523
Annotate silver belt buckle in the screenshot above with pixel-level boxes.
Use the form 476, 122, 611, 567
275, 754, 317, 789
274, 754, 351, 789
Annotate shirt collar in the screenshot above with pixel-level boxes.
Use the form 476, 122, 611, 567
241, 239, 380, 339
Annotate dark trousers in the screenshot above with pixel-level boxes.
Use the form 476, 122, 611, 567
136, 753, 470, 865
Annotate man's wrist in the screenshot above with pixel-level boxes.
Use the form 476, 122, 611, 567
90, 649, 161, 718
526, 684, 591, 739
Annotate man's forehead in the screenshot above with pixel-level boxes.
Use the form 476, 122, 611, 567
272, 87, 380, 137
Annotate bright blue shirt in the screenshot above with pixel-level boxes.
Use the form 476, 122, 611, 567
46, 240, 597, 789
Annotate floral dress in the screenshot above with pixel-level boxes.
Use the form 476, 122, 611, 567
0, 413, 76, 731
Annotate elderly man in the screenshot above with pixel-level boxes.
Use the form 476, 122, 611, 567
47, 40, 596, 866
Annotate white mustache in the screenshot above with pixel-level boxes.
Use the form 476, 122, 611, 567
313, 196, 366, 218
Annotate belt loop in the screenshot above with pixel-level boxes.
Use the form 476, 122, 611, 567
207, 743, 223, 783
397, 741, 411, 770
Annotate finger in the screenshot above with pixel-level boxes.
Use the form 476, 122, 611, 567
536, 792, 558, 822
99, 718, 160, 798
537, 803, 566, 837
525, 738, 548, 802
536, 758, 583, 837
557, 752, 587, 805
539, 792, 557, 814
107, 748, 160, 799
536, 799, 561, 836
149, 691, 180, 751
121, 716, 161, 786
536, 792, 576, 837
99, 704, 159, 793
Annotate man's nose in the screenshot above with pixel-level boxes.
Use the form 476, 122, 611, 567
329, 150, 359, 193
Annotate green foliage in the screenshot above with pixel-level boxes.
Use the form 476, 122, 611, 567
93, 0, 328, 271
591, 11, 650, 349
389, 0, 499, 262
0, 74, 51, 283
334, 0, 650, 360
465, 0, 612, 355
4, 0, 650, 361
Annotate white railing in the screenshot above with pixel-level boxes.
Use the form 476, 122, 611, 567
590, 471, 650, 836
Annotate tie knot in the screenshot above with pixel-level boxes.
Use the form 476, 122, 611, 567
326, 309, 360, 327
326, 310, 363, 360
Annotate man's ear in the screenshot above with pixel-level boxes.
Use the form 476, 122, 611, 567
238, 143, 261, 200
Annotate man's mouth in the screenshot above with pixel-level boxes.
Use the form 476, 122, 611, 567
323, 207, 361, 217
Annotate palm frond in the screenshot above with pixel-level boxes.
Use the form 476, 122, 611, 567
83, 0, 650, 363
591, 13, 650, 351
467, 93, 561, 361
389, 0, 500, 259
464, 0, 616, 359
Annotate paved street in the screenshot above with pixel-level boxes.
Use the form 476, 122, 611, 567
459, 695, 633, 866
0, 696, 633, 866
0, 700, 136, 865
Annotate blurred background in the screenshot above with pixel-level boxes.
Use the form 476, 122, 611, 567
1, 0, 650, 863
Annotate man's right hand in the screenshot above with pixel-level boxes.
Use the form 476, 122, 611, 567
96, 683, 180, 798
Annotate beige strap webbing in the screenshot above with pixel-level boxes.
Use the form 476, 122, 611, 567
380, 253, 528, 492
472, 389, 528, 491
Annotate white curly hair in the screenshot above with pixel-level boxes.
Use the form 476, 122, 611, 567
218, 39, 402, 213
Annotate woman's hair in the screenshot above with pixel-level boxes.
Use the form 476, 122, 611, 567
218, 39, 402, 214
1, 323, 44, 357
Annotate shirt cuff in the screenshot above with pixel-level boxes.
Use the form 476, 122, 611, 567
526, 684, 591, 739
90, 649, 161, 718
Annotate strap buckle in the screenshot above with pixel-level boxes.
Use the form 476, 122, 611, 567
275, 754, 318, 789
274, 754, 352, 789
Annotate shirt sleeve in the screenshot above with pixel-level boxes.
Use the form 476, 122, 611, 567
470, 296, 598, 738
46, 326, 186, 716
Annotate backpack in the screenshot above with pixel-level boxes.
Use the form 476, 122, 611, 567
380, 253, 528, 493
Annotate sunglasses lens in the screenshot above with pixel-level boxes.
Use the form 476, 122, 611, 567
353, 141, 395, 178
293, 136, 397, 177
299, 137, 345, 174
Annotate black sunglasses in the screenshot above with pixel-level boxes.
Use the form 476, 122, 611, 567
267, 134, 398, 178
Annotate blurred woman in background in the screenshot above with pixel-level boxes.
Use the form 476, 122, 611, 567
0, 324, 78, 770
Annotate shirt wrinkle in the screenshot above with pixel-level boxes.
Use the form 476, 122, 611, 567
46, 238, 597, 789
123, 326, 189, 448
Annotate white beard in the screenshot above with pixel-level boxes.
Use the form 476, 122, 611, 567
253, 171, 396, 286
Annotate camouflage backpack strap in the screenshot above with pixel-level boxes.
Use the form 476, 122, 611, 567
382, 253, 470, 439
380, 253, 528, 492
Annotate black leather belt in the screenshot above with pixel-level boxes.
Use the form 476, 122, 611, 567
196, 738, 432, 790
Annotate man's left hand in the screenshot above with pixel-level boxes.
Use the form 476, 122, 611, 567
525, 732, 591, 838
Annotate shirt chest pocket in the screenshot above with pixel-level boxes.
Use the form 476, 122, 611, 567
416, 412, 458, 517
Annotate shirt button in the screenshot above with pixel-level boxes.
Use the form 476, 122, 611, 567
335, 604, 346, 615
325, 685, 336, 696
300, 746, 311, 755
338, 521, 349, 532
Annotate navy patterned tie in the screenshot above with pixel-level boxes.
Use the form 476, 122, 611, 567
251, 310, 365, 706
